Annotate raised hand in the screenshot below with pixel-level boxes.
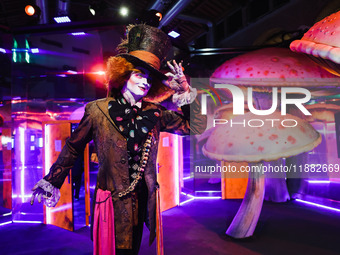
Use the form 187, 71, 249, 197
163, 60, 189, 93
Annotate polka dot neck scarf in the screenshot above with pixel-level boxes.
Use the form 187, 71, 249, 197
108, 94, 160, 180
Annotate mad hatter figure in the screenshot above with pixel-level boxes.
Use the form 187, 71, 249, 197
30, 24, 206, 255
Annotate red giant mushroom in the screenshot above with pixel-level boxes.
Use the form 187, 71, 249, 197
290, 10, 340, 76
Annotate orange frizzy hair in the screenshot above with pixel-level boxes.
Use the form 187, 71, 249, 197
106, 56, 173, 103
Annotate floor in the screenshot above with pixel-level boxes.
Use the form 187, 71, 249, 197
1, 198, 340, 255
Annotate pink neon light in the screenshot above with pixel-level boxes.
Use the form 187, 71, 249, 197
174, 135, 180, 205
19, 127, 25, 203
295, 199, 340, 213
194, 196, 221, 199
44, 125, 51, 224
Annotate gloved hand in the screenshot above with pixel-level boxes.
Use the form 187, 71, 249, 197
163, 60, 189, 93
30, 179, 60, 207
30, 184, 52, 205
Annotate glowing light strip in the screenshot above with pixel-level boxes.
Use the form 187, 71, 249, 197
12, 194, 32, 198
19, 127, 25, 203
2, 212, 12, 216
181, 192, 195, 198
295, 199, 340, 213
44, 125, 51, 224
50, 204, 72, 213
196, 191, 221, 193
31, 48, 39, 53
0, 221, 12, 226
180, 191, 221, 204
307, 180, 331, 184
13, 220, 43, 224
179, 198, 194, 205
174, 135, 180, 205
183, 176, 191, 180
194, 196, 221, 199
71, 32, 86, 36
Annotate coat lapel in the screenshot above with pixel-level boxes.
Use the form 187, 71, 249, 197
96, 97, 117, 128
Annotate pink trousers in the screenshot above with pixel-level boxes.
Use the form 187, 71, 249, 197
93, 189, 115, 255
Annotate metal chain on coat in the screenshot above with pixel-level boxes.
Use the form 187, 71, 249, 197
95, 131, 153, 204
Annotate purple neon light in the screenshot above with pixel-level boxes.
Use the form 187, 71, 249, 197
13, 220, 43, 224
195, 196, 221, 199
181, 192, 194, 198
71, 32, 86, 36
307, 180, 331, 184
0, 221, 12, 226
179, 193, 221, 205
179, 198, 195, 206
180, 191, 221, 204
295, 199, 340, 213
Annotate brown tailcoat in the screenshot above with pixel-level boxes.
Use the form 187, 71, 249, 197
44, 96, 206, 249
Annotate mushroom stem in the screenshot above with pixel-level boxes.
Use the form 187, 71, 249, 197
226, 162, 265, 238
264, 159, 290, 202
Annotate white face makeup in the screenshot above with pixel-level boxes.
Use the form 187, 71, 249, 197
122, 67, 152, 103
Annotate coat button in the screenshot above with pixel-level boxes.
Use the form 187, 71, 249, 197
120, 158, 127, 164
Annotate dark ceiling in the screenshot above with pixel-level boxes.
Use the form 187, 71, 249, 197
0, 0, 339, 74
0, 0, 324, 48
0, 0, 245, 42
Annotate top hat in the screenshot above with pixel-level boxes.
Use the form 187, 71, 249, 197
117, 24, 172, 81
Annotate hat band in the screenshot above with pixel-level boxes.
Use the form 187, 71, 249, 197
129, 50, 161, 70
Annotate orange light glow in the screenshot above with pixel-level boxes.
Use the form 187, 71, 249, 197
92, 71, 105, 75
155, 12, 162, 21
25, 5, 35, 16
